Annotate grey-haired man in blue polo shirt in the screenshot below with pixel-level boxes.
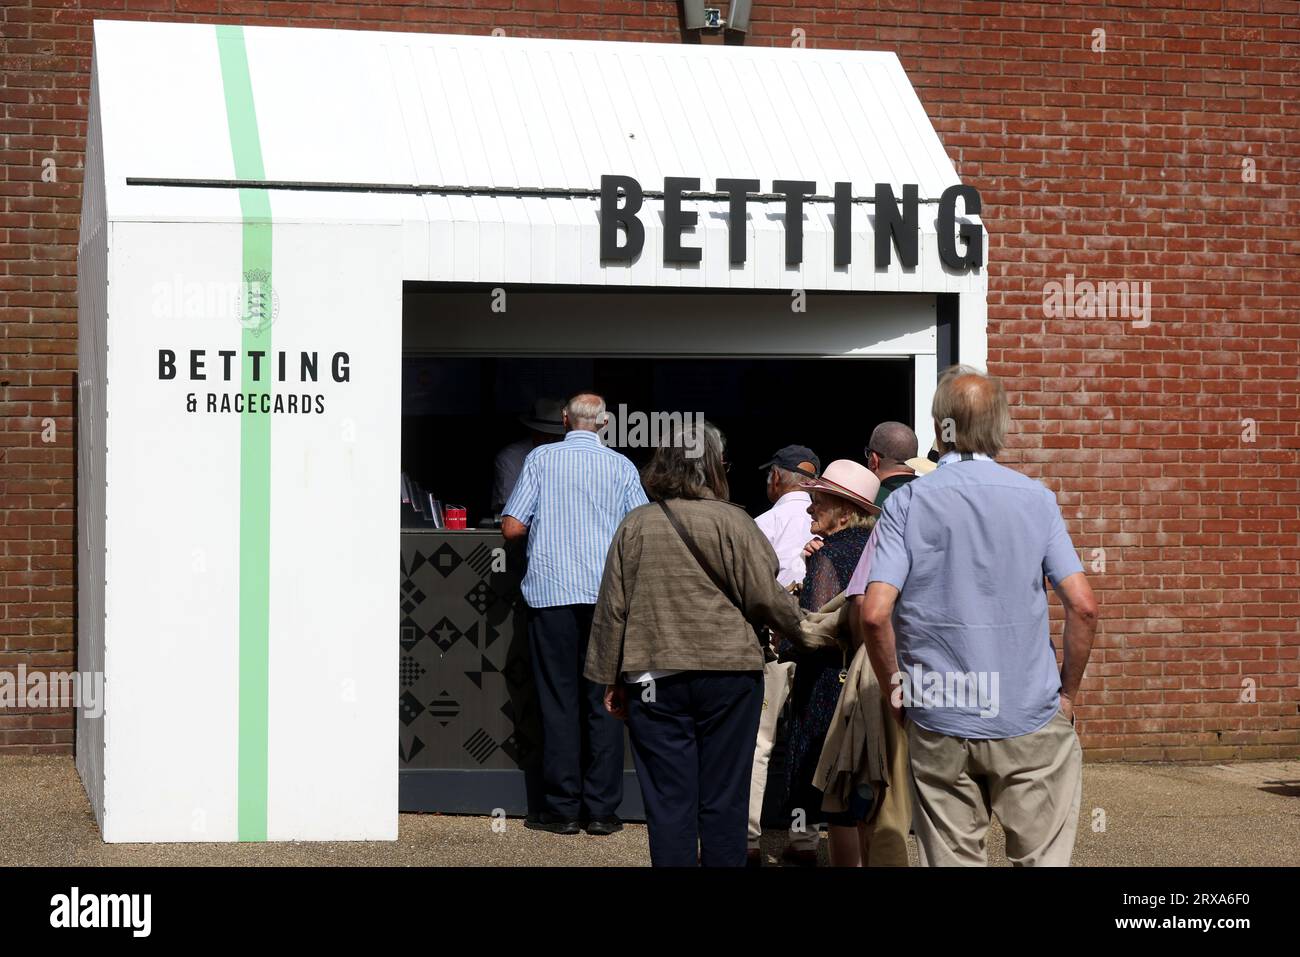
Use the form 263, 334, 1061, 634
858, 365, 1098, 866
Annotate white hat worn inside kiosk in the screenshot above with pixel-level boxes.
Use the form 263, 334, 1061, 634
76, 19, 986, 842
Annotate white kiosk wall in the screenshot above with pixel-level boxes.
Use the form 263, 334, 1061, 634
84, 219, 402, 842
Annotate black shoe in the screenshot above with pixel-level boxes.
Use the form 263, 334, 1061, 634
585, 817, 623, 836
524, 814, 580, 835
746, 848, 762, 868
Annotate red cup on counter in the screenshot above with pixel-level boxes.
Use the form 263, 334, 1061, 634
445, 505, 467, 530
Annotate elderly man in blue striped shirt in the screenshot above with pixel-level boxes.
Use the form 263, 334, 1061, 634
503, 392, 649, 836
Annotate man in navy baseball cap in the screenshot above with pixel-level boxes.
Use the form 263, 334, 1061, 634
758, 445, 820, 480
748, 442, 820, 865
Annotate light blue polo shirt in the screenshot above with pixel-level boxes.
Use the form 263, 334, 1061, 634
868, 452, 1084, 739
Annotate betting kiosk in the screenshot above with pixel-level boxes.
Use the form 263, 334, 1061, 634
77, 20, 986, 841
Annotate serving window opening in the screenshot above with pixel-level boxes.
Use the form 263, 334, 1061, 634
396, 284, 927, 816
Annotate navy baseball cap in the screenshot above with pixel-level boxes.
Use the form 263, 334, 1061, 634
759, 445, 820, 479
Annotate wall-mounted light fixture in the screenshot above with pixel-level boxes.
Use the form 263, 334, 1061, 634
682, 0, 752, 35
728, 0, 752, 33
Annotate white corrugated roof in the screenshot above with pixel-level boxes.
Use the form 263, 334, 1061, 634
91, 20, 984, 292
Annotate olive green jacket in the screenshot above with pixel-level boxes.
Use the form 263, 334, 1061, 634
584, 496, 805, 684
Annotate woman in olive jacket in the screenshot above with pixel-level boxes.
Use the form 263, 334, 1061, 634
584, 422, 804, 867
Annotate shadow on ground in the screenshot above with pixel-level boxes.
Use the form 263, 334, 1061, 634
1, 757, 1296, 867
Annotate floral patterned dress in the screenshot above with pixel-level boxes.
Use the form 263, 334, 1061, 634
780, 524, 872, 828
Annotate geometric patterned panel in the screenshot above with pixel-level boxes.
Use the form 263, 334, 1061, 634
399, 531, 540, 772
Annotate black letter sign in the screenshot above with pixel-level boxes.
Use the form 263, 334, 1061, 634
600, 175, 645, 262
772, 180, 817, 266
873, 183, 918, 269
833, 181, 852, 267
937, 184, 984, 270
716, 178, 759, 265
663, 177, 702, 264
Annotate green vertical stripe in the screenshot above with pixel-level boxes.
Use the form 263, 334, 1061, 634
216, 24, 272, 842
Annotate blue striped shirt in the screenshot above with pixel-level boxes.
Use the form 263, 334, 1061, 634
503, 430, 648, 608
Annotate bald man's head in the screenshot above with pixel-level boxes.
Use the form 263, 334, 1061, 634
867, 421, 919, 468
931, 365, 1011, 457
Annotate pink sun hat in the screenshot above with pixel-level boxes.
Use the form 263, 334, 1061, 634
798, 459, 882, 513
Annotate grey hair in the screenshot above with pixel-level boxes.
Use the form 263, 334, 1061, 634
565, 392, 607, 432
642, 421, 729, 502
931, 364, 1011, 457
768, 466, 806, 495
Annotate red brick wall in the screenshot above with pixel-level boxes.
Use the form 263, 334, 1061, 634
1, 1, 1296, 760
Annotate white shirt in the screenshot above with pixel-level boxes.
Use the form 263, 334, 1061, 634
938, 451, 993, 465
754, 490, 814, 587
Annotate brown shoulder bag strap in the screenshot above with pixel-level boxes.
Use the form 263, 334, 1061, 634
657, 500, 738, 606
658, 500, 773, 659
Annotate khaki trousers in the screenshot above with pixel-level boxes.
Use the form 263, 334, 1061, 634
906, 710, 1082, 867
747, 661, 796, 847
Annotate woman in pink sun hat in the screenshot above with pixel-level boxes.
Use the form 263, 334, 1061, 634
778, 459, 881, 868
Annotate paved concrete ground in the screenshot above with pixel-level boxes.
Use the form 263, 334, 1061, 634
1, 756, 1296, 866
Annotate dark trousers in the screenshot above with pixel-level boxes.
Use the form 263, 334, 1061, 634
626, 670, 763, 867
528, 604, 624, 821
